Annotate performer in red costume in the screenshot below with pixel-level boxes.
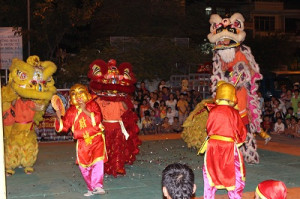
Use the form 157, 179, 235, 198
201, 81, 247, 199
88, 59, 141, 177
54, 84, 107, 197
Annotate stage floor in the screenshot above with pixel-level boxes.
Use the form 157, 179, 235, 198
6, 134, 300, 199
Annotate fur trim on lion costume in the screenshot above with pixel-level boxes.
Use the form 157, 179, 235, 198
2, 55, 57, 175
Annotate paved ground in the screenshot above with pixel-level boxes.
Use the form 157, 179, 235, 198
5, 134, 300, 199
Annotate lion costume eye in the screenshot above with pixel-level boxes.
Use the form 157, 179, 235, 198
233, 20, 241, 28
17, 70, 27, 80
92, 64, 102, 76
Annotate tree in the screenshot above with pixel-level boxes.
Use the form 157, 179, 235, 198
54, 37, 206, 87
0, 0, 103, 59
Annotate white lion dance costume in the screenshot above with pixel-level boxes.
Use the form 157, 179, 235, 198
183, 13, 270, 164
2, 56, 57, 175
207, 13, 270, 164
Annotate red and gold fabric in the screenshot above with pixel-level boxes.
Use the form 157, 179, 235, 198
235, 87, 249, 125
256, 180, 287, 199
205, 104, 247, 190
55, 99, 107, 167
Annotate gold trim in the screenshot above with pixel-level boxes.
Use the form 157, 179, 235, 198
256, 186, 267, 199
57, 119, 63, 132
72, 109, 82, 132
236, 145, 246, 182
210, 135, 234, 142
91, 112, 96, 127
78, 156, 106, 168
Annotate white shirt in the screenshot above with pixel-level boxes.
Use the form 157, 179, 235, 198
166, 99, 177, 111
274, 122, 285, 133
166, 110, 176, 125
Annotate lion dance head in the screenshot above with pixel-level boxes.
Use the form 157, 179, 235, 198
88, 59, 136, 97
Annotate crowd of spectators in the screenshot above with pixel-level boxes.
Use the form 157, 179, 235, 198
133, 80, 300, 137
260, 82, 300, 138
133, 80, 202, 134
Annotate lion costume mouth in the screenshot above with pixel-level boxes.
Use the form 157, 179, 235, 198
214, 37, 240, 50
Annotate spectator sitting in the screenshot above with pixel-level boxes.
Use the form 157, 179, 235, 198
153, 102, 161, 126
175, 90, 181, 101
172, 117, 182, 133
272, 97, 286, 115
284, 89, 293, 109
166, 93, 178, 114
285, 116, 298, 138
139, 99, 150, 120
150, 109, 159, 134
274, 111, 284, 122
255, 180, 287, 199
285, 107, 294, 120
161, 117, 172, 133
264, 100, 274, 120
160, 100, 167, 120
158, 91, 164, 102
166, 107, 176, 125
162, 86, 170, 101
149, 92, 159, 109
162, 163, 196, 199
262, 115, 273, 134
280, 86, 287, 102
135, 90, 144, 105
285, 118, 291, 131
142, 110, 155, 135
139, 81, 149, 95
271, 118, 285, 135
143, 94, 150, 103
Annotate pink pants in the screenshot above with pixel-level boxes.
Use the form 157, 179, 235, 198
79, 160, 104, 191
203, 148, 245, 199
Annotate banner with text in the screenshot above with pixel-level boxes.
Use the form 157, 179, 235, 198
0, 27, 23, 69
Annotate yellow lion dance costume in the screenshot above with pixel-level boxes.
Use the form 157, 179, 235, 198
2, 55, 57, 175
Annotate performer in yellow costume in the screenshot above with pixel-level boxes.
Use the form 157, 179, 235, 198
2, 55, 57, 175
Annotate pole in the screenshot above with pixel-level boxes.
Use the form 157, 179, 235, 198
0, 81, 7, 199
27, 0, 30, 57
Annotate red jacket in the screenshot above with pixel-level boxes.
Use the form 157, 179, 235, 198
55, 100, 107, 167
205, 105, 246, 189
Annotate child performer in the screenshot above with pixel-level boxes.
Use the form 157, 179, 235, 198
255, 180, 287, 199
54, 84, 107, 197
201, 81, 247, 199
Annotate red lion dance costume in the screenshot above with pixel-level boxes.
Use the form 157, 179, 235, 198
207, 13, 271, 164
88, 59, 141, 177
